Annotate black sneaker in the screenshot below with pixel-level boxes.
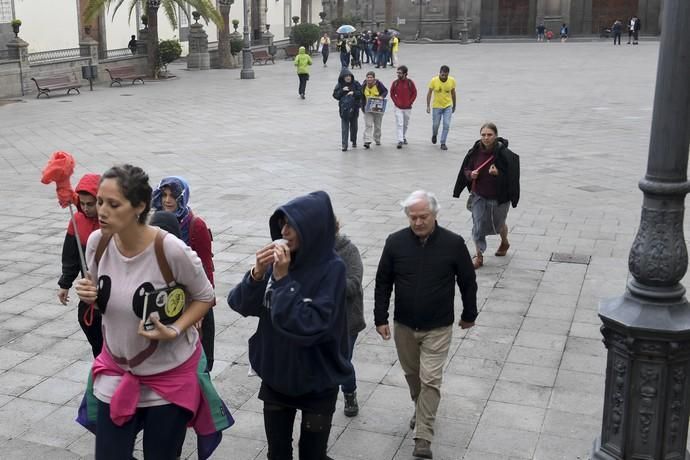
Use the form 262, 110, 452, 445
403, 138, 408, 144
397, 142, 403, 149
300, 94, 305, 99
440, 144, 448, 150
352, 142, 357, 148
375, 141, 381, 146
342, 146, 348, 152
344, 391, 359, 417
364, 143, 371, 149
431, 135, 437, 144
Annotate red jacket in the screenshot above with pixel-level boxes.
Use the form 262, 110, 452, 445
189, 214, 214, 287
390, 78, 417, 109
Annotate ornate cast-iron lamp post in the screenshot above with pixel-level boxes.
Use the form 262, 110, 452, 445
240, 0, 254, 79
412, 0, 429, 40
593, 1, 690, 459
459, 0, 468, 43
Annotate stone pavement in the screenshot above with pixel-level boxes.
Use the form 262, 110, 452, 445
0, 40, 681, 459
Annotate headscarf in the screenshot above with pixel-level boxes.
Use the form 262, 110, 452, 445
151, 176, 193, 243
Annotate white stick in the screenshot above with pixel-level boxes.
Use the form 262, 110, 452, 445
68, 203, 88, 276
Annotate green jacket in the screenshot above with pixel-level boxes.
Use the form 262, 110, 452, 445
294, 46, 312, 74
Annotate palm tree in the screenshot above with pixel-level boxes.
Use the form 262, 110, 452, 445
84, 0, 222, 76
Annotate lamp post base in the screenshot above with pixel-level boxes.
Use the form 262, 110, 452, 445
240, 48, 255, 79
240, 69, 255, 79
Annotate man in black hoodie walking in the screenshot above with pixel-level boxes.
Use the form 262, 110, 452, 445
375, 190, 477, 459
333, 68, 363, 151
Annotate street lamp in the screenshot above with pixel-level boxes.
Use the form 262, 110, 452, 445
593, 1, 690, 459
459, 0, 468, 43
240, 0, 254, 79
411, 0, 430, 40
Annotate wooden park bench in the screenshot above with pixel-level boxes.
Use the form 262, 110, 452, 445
252, 49, 275, 65
284, 45, 300, 60
105, 65, 146, 87
31, 74, 81, 99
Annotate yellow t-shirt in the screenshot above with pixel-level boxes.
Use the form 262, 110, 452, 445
364, 84, 380, 99
428, 76, 456, 109
391, 36, 399, 52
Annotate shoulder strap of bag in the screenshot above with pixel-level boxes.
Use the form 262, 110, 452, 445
154, 230, 175, 286
95, 230, 174, 286
95, 233, 112, 266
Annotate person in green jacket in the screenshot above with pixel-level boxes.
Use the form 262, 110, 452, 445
294, 46, 312, 99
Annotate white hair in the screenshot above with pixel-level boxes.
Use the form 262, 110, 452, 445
401, 190, 440, 216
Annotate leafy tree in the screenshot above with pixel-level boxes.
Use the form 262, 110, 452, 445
158, 38, 181, 71
84, 0, 222, 76
331, 15, 362, 30
291, 23, 321, 49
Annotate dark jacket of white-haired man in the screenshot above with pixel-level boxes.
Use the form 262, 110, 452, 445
374, 190, 477, 459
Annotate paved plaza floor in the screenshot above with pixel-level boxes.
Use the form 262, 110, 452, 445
0, 39, 682, 459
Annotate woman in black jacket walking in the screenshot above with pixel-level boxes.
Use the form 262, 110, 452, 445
333, 68, 363, 151
453, 123, 520, 269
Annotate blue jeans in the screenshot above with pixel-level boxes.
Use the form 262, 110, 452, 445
432, 107, 453, 144
342, 333, 358, 393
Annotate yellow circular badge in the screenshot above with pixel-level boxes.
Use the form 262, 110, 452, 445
165, 287, 186, 318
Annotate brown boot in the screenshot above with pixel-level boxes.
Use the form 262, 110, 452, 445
472, 253, 483, 269
495, 240, 510, 256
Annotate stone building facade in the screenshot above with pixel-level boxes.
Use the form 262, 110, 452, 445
332, 0, 662, 40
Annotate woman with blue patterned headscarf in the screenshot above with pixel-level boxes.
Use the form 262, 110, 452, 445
152, 176, 216, 372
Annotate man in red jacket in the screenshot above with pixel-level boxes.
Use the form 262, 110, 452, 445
390, 65, 417, 149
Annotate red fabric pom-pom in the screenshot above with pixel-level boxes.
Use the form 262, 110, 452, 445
41, 151, 76, 208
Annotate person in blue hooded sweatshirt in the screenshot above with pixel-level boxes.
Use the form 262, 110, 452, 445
228, 191, 350, 460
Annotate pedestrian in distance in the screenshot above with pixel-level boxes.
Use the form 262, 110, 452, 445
57, 173, 103, 358
390, 34, 400, 67
376, 30, 391, 69
227, 191, 351, 460
374, 190, 477, 460
627, 17, 634, 44
560, 23, 569, 42
390, 65, 417, 149
426, 65, 456, 151
338, 35, 350, 68
349, 34, 361, 69
320, 33, 331, 67
632, 16, 641, 44
294, 46, 312, 99
370, 32, 379, 66
546, 29, 554, 42
127, 35, 137, 54
333, 68, 363, 152
74, 164, 231, 460
453, 122, 520, 269
612, 20, 622, 45
151, 176, 216, 372
536, 22, 545, 41
334, 218, 366, 417
361, 70, 389, 149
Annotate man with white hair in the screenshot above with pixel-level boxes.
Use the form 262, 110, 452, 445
374, 190, 477, 459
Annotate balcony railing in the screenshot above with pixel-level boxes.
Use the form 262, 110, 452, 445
99, 48, 135, 60
28, 48, 82, 64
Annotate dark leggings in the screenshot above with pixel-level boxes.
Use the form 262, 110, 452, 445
96, 400, 191, 460
77, 300, 103, 358
298, 74, 309, 95
264, 403, 334, 460
200, 308, 215, 372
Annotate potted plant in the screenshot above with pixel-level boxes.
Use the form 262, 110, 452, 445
230, 38, 243, 55
11, 19, 21, 36
157, 38, 182, 77
292, 15, 300, 25
232, 19, 240, 31
141, 14, 149, 28
192, 11, 201, 23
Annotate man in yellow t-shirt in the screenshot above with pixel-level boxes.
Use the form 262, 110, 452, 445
425, 65, 457, 151
390, 35, 399, 67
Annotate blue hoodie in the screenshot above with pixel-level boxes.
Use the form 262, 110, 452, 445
227, 191, 352, 396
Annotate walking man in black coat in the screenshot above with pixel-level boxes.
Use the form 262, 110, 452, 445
374, 190, 477, 459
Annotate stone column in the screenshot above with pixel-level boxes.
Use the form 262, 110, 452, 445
80, 35, 99, 61
187, 22, 210, 70
593, 1, 690, 458
6, 38, 31, 96
136, 28, 148, 55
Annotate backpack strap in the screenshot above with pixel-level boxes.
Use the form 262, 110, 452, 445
154, 230, 175, 286
95, 233, 112, 266
94, 230, 175, 286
